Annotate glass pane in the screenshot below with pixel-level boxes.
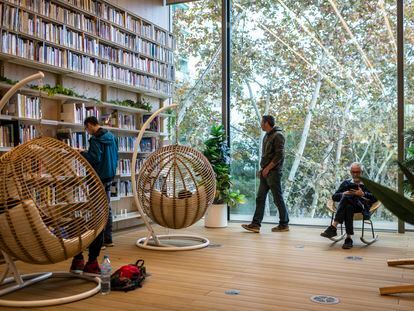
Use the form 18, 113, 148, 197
171, 2, 222, 147
405, 0, 414, 230
230, 0, 398, 229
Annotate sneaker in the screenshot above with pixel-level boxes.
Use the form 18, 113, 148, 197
103, 241, 114, 247
241, 223, 260, 233
342, 237, 353, 249
83, 259, 101, 276
101, 245, 106, 250
320, 225, 337, 238
70, 257, 84, 274
271, 225, 290, 232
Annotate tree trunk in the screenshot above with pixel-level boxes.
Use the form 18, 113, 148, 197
284, 68, 323, 202
334, 94, 352, 186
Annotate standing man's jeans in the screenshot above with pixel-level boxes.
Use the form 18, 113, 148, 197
104, 182, 113, 244
334, 196, 364, 235
74, 181, 112, 261
252, 170, 289, 227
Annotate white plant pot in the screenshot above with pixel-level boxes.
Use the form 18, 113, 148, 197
204, 203, 228, 228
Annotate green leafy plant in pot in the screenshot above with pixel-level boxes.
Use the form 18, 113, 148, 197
203, 124, 245, 227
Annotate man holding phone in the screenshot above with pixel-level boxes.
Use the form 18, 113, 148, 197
320, 162, 377, 249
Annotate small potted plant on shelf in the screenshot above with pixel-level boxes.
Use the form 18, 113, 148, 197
203, 124, 245, 227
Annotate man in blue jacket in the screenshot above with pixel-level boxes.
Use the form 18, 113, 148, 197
320, 162, 377, 249
70, 116, 118, 275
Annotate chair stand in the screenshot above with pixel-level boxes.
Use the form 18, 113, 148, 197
136, 234, 210, 251
379, 259, 414, 295
360, 219, 378, 245
0, 252, 101, 307
328, 213, 346, 243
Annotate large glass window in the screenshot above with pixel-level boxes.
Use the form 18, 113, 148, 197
229, 1, 398, 228
171, 2, 222, 147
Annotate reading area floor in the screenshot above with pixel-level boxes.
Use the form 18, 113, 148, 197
2, 223, 414, 311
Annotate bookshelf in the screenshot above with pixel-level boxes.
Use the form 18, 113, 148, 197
0, 0, 174, 230
0, 0, 174, 97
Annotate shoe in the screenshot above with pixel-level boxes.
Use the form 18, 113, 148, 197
70, 257, 84, 274
320, 225, 337, 238
103, 241, 114, 247
101, 245, 106, 250
342, 237, 353, 249
241, 223, 260, 233
83, 259, 101, 276
271, 225, 289, 232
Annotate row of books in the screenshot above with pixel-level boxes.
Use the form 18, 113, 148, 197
57, 129, 90, 150
1, 32, 173, 94
140, 137, 157, 153
117, 158, 134, 176
35, 184, 88, 205
3, 1, 174, 48
0, 124, 14, 147
118, 136, 136, 152
143, 115, 160, 132
117, 112, 136, 130
19, 123, 37, 143
8, 94, 42, 119
61, 103, 100, 125
117, 179, 132, 197
2, 5, 174, 64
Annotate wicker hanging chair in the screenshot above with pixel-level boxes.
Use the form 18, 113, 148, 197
0, 72, 108, 307
0, 137, 108, 264
132, 105, 216, 250
137, 144, 215, 229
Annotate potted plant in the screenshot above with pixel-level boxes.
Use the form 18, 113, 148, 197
203, 124, 245, 227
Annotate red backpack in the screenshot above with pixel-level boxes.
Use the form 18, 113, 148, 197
110, 260, 146, 292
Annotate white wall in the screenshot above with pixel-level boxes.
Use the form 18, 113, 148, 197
114, 0, 170, 30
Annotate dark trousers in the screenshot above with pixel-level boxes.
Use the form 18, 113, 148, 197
252, 170, 289, 227
334, 196, 364, 235
103, 182, 113, 243
75, 182, 112, 262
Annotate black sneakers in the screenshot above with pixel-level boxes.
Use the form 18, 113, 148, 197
320, 225, 337, 238
342, 237, 353, 249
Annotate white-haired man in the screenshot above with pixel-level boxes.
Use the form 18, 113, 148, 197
320, 163, 377, 249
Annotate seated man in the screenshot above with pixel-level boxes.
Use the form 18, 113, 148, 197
320, 162, 377, 249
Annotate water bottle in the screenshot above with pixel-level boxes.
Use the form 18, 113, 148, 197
100, 255, 111, 295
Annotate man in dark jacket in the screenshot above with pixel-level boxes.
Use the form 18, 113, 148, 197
320, 162, 377, 249
242, 115, 289, 233
70, 116, 118, 275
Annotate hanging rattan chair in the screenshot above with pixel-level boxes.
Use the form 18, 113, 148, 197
132, 105, 216, 251
0, 72, 108, 307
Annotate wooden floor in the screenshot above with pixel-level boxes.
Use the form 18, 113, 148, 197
2, 223, 414, 311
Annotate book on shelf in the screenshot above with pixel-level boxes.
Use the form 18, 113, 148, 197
57, 128, 90, 150
7, 94, 42, 119
117, 111, 136, 130
118, 135, 136, 152
118, 179, 132, 197
19, 123, 37, 143
140, 137, 157, 153
0, 123, 15, 147
142, 115, 159, 132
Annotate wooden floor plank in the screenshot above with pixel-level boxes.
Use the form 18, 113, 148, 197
0, 223, 413, 310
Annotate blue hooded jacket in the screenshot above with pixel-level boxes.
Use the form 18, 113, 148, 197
83, 128, 118, 183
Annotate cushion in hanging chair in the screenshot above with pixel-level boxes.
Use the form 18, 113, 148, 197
148, 185, 208, 229
0, 199, 95, 264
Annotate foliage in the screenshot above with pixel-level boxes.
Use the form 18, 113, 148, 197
0, 76, 18, 85
28, 84, 87, 99
361, 162, 414, 225
173, 1, 401, 222
203, 124, 246, 207
109, 99, 152, 111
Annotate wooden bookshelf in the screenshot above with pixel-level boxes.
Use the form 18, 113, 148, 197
0, 0, 173, 228
0, 0, 175, 97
